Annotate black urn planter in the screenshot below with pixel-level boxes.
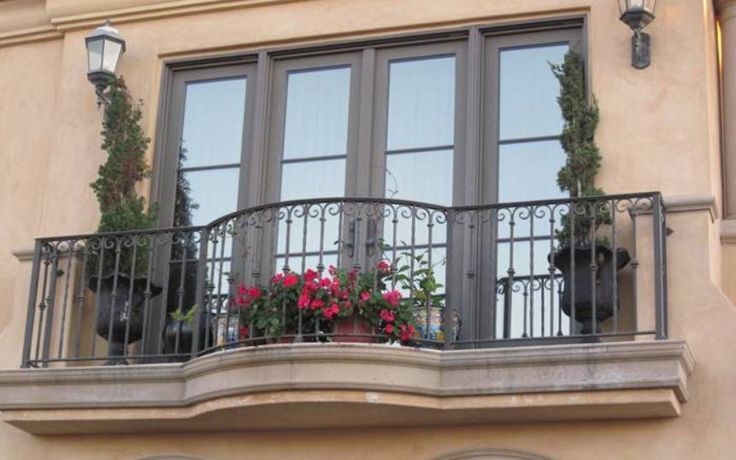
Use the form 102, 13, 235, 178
88, 273, 162, 365
162, 316, 207, 361
550, 244, 631, 336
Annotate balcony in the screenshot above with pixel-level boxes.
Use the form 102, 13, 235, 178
0, 192, 693, 434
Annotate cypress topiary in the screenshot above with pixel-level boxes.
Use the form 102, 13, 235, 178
89, 77, 156, 276
551, 49, 610, 247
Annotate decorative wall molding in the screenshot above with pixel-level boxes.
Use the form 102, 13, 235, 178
720, 218, 736, 243
662, 194, 719, 221
0, 0, 305, 47
10, 248, 36, 262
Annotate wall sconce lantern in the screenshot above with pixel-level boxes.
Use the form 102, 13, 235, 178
85, 21, 125, 106
618, 0, 657, 69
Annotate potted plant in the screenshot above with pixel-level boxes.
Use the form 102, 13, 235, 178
233, 261, 418, 345
233, 272, 304, 343
549, 50, 630, 335
395, 253, 457, 344
161, 147, 201, 356
87, 77, 161, 364
162, 305, 204, 359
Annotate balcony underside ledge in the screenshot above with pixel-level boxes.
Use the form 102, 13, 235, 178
0, 340, 693, 435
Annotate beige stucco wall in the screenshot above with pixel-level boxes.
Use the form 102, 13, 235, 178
0, 0, 735, 458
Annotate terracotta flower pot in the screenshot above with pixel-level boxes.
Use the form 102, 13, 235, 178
332, 316, 374, 343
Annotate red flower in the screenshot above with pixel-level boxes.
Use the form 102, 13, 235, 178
283, 273, 299, 288
319, 278, 332, 288
247, 287, 262, 299
322, 303, 340, 320
271, 273, 284, 284
383, 290, 402, 307
399, 323, 416, 341
304, 269, 319, 282
310, 299, 325, 310
377, 260, 391, 273
239, 326, 249, 339
297, 291, 311, 309
379, 309, 395, 323
384, 323, 394, 334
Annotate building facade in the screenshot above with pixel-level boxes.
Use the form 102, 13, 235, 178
0, 0, 733, 458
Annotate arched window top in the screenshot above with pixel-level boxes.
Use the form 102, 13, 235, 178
433, 448, 552, 460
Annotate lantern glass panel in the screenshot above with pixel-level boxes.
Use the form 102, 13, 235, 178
87, 38, 103, 73
102, 40, 123, 73
619, 0, 656, 14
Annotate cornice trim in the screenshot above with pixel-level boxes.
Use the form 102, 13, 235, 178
663, 194, 719, 221
0, 0, 306, 47
0, 24, 61, 47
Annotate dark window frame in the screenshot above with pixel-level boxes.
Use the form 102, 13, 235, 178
150, 17, 587, 343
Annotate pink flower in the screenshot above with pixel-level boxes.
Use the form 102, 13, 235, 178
319, 278, 332, 288
384, 323, 394, 334
310, 299, 325, 310
377, 260, 391, 273
271, 273, 284, 284
328, 265, 337, 276
360, 291, 371, 302
399, 323, 416, 342
322, 303, 340, 320
247, 287, 262, 299
297, 291, 311, 309
283, 273, 299, 288
304, 269, 319, 283
379, 309, 395, 323
383, 290, 402, 307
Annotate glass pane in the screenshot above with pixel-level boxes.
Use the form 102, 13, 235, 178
276, 209, 342, 259
276, 253, 339, 275
382, 210, 447, 250
498, 140, 566, 203
179, 168, 240, 226
101, 40, 122, 73
283, 67, 351, 159
495, 241, 568, 339
385, 149, 453, 205
180, 78, 247, 168
387, 56, 455, 151
280, 159, 346, 200
498, 44, 568, 140
87, 39, 103, 71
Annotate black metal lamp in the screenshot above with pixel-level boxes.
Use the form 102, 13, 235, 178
85, 21, 125, 106
618, 0, 657, 69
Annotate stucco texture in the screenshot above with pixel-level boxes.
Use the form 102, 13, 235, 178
0, 0, 734, 458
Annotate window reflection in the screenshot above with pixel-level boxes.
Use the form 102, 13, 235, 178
181, 78, 247, 168
283, 67, 351, 159
387, 56, 455, 151
498, 44, 567, 141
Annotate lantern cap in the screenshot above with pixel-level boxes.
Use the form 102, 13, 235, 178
85, 21, 126, 50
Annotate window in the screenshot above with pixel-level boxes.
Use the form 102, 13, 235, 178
155, 22, 583, 342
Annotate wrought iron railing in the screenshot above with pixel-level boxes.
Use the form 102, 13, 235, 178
21, 192, 667, 367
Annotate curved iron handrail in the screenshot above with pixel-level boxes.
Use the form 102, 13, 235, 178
33, 192, 662, 243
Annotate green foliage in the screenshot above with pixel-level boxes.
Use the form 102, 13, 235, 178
551, 50, 610, 248
170, 305, 198, 324
394, 252, 444, 312
88, 77, 156, 276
